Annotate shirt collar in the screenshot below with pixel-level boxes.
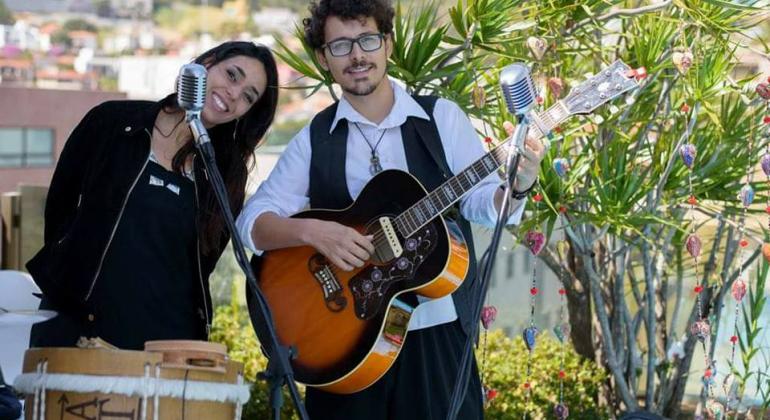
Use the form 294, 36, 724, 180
122, 99, 163, 137
328, 79, 431, 133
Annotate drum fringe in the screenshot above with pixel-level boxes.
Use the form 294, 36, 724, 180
13, 372, 251, 405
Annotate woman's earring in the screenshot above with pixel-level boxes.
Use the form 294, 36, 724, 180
233, 119, 239, 140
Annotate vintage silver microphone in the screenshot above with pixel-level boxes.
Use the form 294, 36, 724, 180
498, 63, 536, 183
499, 62, 537, 118
176, 63, 211, 145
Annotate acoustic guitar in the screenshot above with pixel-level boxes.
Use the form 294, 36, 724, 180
258, 60, 644, 394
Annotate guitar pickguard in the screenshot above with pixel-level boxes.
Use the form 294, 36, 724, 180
349, 224, 438, 320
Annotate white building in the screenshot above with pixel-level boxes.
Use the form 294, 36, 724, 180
251, 8, 299, 36
0, 21, 43, 51
117, 54, 191, 99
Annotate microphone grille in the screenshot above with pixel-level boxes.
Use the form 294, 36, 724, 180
177, 64, 207, 113
499, 64, 536, 115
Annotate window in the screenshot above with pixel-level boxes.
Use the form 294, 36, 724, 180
0, 128, 55, 168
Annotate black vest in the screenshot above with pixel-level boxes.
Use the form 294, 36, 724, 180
307, 96, 478, 337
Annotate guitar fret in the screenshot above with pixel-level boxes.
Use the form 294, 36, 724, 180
443, 184, 456, 200
414, 205, 426, 224
470, 163, 483, 180
425, 198, 437, 215
482, 155, 497, 172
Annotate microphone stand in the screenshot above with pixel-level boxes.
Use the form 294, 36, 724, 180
188, 116, 309, 420
446, 114, 530, 420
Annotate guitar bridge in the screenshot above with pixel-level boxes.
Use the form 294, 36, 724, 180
308, 253, 346, 312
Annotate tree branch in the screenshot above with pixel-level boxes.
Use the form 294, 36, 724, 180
564, 0, 674, 37
580, 250, 639, 410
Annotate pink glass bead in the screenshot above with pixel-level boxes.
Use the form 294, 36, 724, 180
525, 231, 546, 256
690, 320, 710, 343
757, 82, 770, 100
480, 305, 497, 330
731, 279, 746, 301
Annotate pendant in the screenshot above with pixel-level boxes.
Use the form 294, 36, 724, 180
370, 154, 383, 175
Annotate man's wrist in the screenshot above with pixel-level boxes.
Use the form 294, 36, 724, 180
500, 180, 536, 200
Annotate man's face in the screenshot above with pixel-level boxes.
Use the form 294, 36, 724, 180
316, 15, 391, 97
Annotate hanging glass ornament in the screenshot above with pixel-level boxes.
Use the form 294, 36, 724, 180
525, 231, 546, 256
547, 77, 565, 98
690, 320, 710, 343
739, 184, 755, 207
679, 144, 697, 169
480, 305, 497, 330
672, 48, 693, 75
523, 326, 539, 351
757, 82, 770, 100
526, 36, 547, 60
553, 158, 570, 178
686, 234, 702, 258
705, 398, 724, 420
761, 154, 770, 176
731, 279, 747, 301
472, 84, 486, 109
554, 403, 569, 419
553, 323, 570, 343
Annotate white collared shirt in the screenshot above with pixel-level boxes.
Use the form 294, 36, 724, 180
236, 80, 525, 331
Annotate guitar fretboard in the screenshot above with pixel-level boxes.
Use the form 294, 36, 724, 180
392, 101, 571, 237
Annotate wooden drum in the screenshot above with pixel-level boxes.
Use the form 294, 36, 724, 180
14, 340, 250, 420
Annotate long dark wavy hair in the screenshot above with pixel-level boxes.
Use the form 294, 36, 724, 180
159, 41, 279, 255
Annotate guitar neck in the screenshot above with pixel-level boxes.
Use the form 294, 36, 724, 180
393, 101, 572, 238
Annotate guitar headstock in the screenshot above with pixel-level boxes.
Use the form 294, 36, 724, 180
562, 60, 644, 115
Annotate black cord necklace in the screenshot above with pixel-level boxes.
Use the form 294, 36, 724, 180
154, 112, 186, 138
353, 122, 388, 175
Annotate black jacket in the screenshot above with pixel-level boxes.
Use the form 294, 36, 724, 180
26, 100, 237, 335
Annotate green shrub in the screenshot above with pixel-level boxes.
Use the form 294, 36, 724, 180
209, 294, 298, 419
479, 330, 607, 419
211, 297, 606, 419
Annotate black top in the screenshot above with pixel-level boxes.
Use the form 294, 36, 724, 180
88, 160, 201, 349
27, 100, 239, 328
31, 159, 205, 350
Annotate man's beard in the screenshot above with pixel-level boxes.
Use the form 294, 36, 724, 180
341, 61, 383, 96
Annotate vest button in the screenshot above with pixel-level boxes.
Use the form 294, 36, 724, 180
124, 126, 131, 132
87, 314, 95, 322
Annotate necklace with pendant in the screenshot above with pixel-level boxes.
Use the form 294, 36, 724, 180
353, 122, 388, 175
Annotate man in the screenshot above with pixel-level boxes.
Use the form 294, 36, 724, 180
235, 0, 546, 418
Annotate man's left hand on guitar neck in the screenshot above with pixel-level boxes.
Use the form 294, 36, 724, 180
493, 121, 547, 212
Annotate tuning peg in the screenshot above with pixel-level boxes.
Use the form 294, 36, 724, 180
593, 114, 605, 124
625, 96, 635, 106
609, 104, 620, 114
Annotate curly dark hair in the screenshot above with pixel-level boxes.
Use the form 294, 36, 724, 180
303, 0, 395, 50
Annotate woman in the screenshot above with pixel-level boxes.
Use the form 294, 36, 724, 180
27, 41, 279, 350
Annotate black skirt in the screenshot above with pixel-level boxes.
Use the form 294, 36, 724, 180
305, 320, 484, 420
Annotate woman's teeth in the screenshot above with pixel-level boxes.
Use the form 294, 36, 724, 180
213, 94, 228, 112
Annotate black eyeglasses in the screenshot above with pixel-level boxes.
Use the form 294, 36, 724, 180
322, 33, 385, 57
